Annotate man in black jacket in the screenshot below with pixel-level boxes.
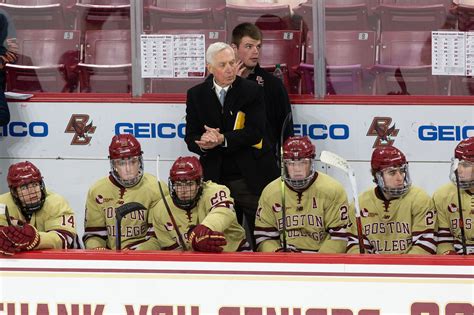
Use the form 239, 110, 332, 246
185, 42, 279, 249
231, 23, 293, 156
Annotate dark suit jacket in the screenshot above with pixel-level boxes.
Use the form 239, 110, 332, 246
185, 75, 279, 195
0, 90, 9, 126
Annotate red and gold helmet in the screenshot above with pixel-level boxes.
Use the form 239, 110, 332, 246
109, 134, 142, 159
7, 161, 42, 189
108, 134, 144, 187
371, 146, 411, 198
451, 137, 474, 189
169, 156, 203, 210
454, 137, 474, 163
283, 136, 315, 160
282, 136, 316, 190
170, 156, 203, 182
7, 161, 46, 216
371, 145, 407, 173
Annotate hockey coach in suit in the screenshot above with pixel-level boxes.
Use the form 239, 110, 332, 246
185, 42, 279, 248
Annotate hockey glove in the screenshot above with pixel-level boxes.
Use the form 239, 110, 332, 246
1, 224, 40, 251
0, 229, 18, 255
189, 224, 227, 253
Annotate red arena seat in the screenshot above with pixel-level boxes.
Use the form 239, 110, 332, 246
373, 31, 448, 95
259, 30, 302, 94
377, 0, 451, 31
77, 29, 131, 93
147, 0, 225, 31
225, 4, 292, 37
6, 29, 81, 93
74, 0, 130, 32
300, 30, 376, 94
0, 0, 73, 29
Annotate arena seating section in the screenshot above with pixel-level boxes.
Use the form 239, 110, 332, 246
1, 0, 472, 95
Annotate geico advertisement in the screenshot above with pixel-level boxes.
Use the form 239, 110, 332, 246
1, 102, 474, 161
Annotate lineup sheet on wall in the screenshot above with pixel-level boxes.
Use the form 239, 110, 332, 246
140, 34, 206, 78
431, 31, 474, 76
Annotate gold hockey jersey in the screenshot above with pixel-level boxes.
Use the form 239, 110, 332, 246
433, 182, 474, 255
83, 173, 168, 250
347, 186, 437, 255
0, 190, 79, 249
143, 181, 248, 252
254, 172, 349, 253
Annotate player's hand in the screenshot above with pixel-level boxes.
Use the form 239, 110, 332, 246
275, 244, 300, 253
189, 224, 227, 253
1, 224, 40, 251
0, 229, 19, 255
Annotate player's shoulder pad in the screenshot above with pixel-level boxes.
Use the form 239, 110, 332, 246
316, 172, 346, 193
42, 190, 73, 214
87, 175, 112, 193
202, 180, 231, 194
261, 177, 281, 195
432, 182, 457, 199
407, 185, 431, 200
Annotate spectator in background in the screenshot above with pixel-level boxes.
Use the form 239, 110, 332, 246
0, 161, 79, 255
231, 23, 293, 158
255, 136, 349, 253
433, 137, 474, 255
185, 42, 279, 249
346, 146, 437, 254
83, 134, 169, 250
0, 9, 17, 126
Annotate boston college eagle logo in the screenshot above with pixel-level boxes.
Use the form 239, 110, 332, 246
164, 222, 174, 231
272, 203, 282, 213
367, 117, 399, 148
448, 203, 458, 213
65, 114, 97, 145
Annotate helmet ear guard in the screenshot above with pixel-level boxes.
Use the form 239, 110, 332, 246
169, 156, 204, 210
7, 161, 46, 218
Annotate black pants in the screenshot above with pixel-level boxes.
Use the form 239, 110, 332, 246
223, 178, 259, 251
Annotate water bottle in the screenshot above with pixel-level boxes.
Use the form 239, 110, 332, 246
273, 64, 284, 81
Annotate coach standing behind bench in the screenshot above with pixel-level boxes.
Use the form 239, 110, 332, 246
185, 42, 279, 249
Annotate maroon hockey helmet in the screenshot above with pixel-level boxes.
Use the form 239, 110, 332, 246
109, 134, 142, 159
371, 145, 407, 173
454, 137, 474, 163
282, 136, 316, 190
371, 146, 411, 198
450, 137, 474, 189
7, 161, 43, 189
170, 156, 203, 181
108, 134, 144, 187
7, 161, 46, 216
283, 136, 315, 160
169, 156, 203, 210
